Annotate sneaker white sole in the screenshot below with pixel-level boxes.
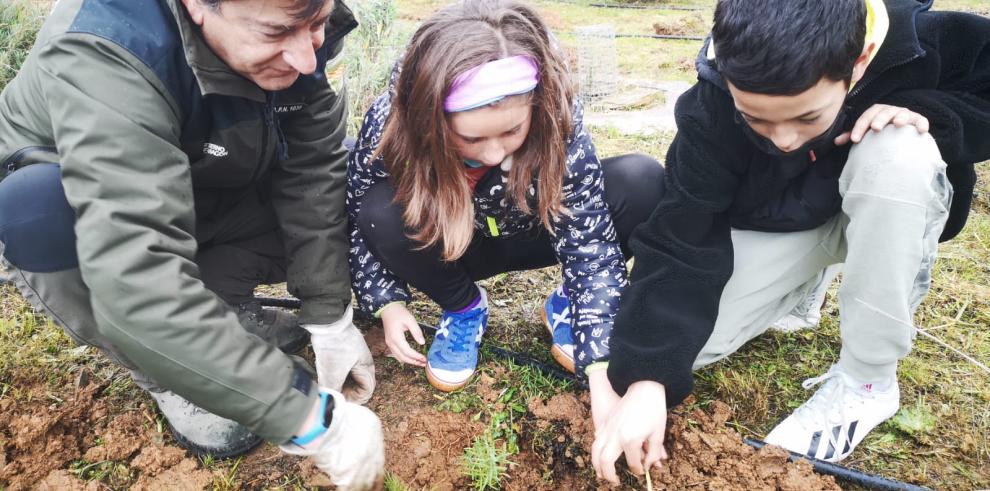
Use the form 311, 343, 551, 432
425, 364, 474, 392
540, 307, 576, 374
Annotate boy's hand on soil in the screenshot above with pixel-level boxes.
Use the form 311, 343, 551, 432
588, 368, 621, 431
591, 381, 669, 485
835, 104, 929, 145
381, 303, 427, 367
304, 306, 377, 404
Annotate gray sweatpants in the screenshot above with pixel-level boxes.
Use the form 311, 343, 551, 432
695, 125, 953, 383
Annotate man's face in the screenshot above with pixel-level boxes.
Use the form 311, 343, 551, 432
182, 0, 335, 91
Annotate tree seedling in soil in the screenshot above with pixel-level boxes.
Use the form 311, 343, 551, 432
461, 430, 514, 491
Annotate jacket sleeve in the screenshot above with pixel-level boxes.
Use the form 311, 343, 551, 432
881, 12, 990, 166
606, 83, 743, 407
551, 107, 628, 378
270, 52, 351, 325
346, 94, 412, 316
38, 34, 317, 442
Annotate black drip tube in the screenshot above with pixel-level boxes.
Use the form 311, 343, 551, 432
743, 439, 933, 491
547, 0, 706, 11
255, 296, 933, 491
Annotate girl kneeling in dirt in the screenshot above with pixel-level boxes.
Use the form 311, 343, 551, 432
346, 0, 663, 425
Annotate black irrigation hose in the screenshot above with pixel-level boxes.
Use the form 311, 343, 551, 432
415, 322, 589, 390
256, 295, 927, 490
547, 0, 707, 11
255, 296, 587, 387
255, 296, 304, 309
612, 33, 705, 41
744, 439, 933, 491
561, 31, 705, 42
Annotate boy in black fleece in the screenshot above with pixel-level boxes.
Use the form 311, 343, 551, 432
590, 0, 990, 482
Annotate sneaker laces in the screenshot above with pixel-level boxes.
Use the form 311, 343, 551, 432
444, 307, 486, 353
794, 369, 875, 454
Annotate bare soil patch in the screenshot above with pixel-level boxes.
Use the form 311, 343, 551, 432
2, 329, 839, 490
652, 12, 708, 37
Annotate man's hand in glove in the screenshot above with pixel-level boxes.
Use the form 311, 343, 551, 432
304, 306, 376, 404
281, 388, 385, 490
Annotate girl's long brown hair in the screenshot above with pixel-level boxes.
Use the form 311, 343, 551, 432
375, 0, 574, 261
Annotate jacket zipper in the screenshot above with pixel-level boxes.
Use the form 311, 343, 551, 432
264, 93, 290, 162
848, 53, 922, 99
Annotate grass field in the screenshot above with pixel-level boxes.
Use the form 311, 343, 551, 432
1, 0, 988, 489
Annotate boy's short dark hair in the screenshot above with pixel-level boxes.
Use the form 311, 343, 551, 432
200, 0, 327, 21
712, 0, 867, 95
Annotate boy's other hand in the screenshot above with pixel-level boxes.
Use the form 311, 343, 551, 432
588, 367, 622, 431
591, 380, 669, 485
835, 104, 929, 145
380, 303, 427, 367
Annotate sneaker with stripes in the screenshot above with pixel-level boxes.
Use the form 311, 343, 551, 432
764, 365, 899, 463
426, 287, 489, 392
540, 285, 575, 373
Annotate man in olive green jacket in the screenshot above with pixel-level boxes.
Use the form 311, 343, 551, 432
0, 0, 382, 487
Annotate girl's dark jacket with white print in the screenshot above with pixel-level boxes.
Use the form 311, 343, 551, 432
347, 90, 628, 377
607, 0, 990, 406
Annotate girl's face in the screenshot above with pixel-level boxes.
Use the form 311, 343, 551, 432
448, 95, 532, 167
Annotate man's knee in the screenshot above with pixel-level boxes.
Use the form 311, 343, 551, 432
842, 126, 946, 201
0, 164, 78, 272
197, 244, 285, 305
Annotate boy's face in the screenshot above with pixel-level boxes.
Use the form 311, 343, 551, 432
182, 0, 335, 91
726, 45, 873, 153
728, 78, 848, 153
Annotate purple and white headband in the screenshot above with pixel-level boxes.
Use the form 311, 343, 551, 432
444, 55, 540, 113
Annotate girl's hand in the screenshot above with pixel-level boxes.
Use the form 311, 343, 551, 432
588, 367, 622, 432
380, 303, 427, 367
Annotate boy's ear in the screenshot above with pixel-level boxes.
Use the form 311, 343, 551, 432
850, 42, 877, 85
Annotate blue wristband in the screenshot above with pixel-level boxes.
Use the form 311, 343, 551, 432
290, 391, 334, 446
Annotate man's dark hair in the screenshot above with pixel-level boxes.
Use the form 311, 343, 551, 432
201, 0, 328, 21
711, 0, 867, 95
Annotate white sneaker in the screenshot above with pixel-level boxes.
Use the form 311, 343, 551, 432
764, 365, 899, 463
771, 264, 842, 332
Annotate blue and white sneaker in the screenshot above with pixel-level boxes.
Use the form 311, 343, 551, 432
426, 287, 489, 391
541, 285, 576, 373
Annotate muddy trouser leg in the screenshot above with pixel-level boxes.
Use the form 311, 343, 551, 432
0, 164, 159, 390
694, 126, 951, 382
356, 154, 664, 311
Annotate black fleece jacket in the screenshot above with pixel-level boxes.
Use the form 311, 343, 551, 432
607, 0, 990, 406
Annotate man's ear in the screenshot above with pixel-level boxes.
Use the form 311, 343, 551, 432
181, 0, 208, 27
850, 42, 876, 85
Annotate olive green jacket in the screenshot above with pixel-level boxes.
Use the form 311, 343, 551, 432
0, 0, 356, 441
